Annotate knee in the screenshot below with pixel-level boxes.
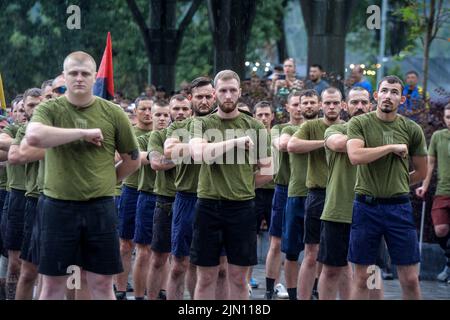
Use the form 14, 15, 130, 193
136, 246, 151, 260
435, 225, 450, 238
20, 267, 38, 283
227, 270, 246, 287
303, 252, 317, 267
120, 240, 133, 254
197, 272, 216, 287
171, 262, 187, 278
151, 254, 166, 270
90, 276, 113, 294
322, 267, 340, 280
270, 238, 281, 252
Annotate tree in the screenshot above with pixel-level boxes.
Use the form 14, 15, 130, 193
396, 0, 449, 100
300, 0, 357, 86
125, 0, 202, 93
207, 0, 257, 77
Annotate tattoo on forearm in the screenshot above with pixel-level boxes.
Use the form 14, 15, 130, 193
128, 149, 139, 160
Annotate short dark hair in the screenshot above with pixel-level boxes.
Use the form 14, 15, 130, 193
134, 95, 152, 107
23, 88, 42, 103
405, 70, 419, 77
190, 77, 213, 91
154, 99, 169, 108
310, 64, 323, 71
170, 94, 189, 103
297, 89, 320, 102
347, 86, 370, 102
253, 101, 273, 114
377, 75, 404, 93
321, 87, 343, 100
41, 79, 53, 91
444, 103, 450, 111
11, 95, 23, 111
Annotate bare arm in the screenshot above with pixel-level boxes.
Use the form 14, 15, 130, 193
189, 136, 252, 163
140, 151, 150, 165
7, 144, 20, 165
409, 155, 428, 186
26, 122, 103, 148
8, 138, 45, 165
0, 133, 13, 152
273, 133, 292, 152
164, 137, 190, 160
415, 156, 435, 197
150, 151, 176, 171
287, 136, 324, 154
255, 156, 274, 188
116, 151, 141, 182
346, 139, 397, 165
325, 133, 348, 153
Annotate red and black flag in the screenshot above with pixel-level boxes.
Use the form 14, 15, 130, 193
94, 32, 114, 100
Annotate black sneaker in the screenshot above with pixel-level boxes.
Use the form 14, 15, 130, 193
115, 291, 127, 300
311, 289, 319, 300
265, 290, 274, 300
158, 289, 167, 300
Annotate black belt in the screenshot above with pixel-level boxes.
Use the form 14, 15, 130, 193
355, 194, 410, 205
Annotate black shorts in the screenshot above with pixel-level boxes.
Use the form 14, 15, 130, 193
317, 220, 351, 267
0, 190, 8, 257
38, 195, 122, 276
304, 188, 326, 244
20, 196, 39, 265
151, 195, 175, 254
255, 188, 274, 233
5, 188, 26, 251
190, 198, 257, 267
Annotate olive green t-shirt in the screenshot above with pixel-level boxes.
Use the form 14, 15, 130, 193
166, 118, 201, 193
30, 96, 138, 201
149, 128, 176, 197
37, 160, 45, 194
347, 112, 427, 197
4, 123, 26, 191
137, 133, 156, 193
123, 126, 151, 189
0, 165, 7, 190
12, 125, 39, 198
428, 129, 450, 196
322, 123, 354, 223
271, 123, 290, 186
294, 118, 330, 189
191, 112, 270, 201
283, 125, 308, 197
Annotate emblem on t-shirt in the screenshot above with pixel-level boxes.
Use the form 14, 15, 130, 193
382, 131, 394, 145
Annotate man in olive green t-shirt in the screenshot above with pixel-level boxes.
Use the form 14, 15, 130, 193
287, 87, 344, 300
115, 96, 153, 300
347, 76, 427, 300
416, 104, 450, 282
264, 91, 304, 300
317, 87, 372, 300
146, 96, 192, 300
189, 70, 272, 300
26, 51, 140, 300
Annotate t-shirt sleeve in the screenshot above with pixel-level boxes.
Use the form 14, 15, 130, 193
347, 117, 365, 141
281, 125, 294, 136
114, 107, 139, 154
2, 124, 16, 138
324, 124, 345, 141
293, 122, 309, 139
255, 123, 271, 161
148, 130, 164, 155
409, 123, 428, 157
11, 126, 26, 146
29, 102, 54, 126
428, 132, 437, 157
137, 134, 149, 151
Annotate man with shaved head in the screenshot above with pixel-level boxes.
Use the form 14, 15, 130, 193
26, 51, 140, 299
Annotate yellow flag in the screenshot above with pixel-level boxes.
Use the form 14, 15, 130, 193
0, 73, 6, 112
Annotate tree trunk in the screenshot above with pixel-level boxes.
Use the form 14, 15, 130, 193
300, 0, 356, 88
422, 0, 435, 102
208, 0, 257, 79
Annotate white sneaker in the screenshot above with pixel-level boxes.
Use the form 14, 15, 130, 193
436, 266, 449, 282
274, 283, 289, 299
248, 284, 252, 298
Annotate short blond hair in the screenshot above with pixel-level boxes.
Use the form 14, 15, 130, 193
63, 51, 97, 72
214, 70, 240, 88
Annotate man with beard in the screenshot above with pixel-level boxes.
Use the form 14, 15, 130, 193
317, 87, 372, 300
304, 65, 329, 96
189, 70, 272, 300
288, 87, 344, 300
115, 96, 153, 300
347, 76, 427, 299
146, 96, 191, 300
164, 77, 229, 300
281, 89, 320, 300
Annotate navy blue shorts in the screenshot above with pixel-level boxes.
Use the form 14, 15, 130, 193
5, 188, 26, 251
0, 190, 8, 257
304, 188, 326, 244
269, 184, 288, 238
190, 198, 257, 267
38, 195, 122, 276
20, 196, 39, 264
171, 192, 197, 257
133, 191, 156, 245
114, 195, 121, 216
118, 185, 140, 240
282, 196, 305, 256
151, 195, 175, 254
348, 197, 420, 266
